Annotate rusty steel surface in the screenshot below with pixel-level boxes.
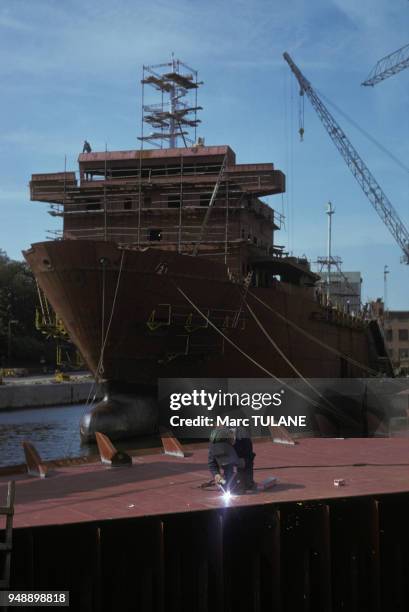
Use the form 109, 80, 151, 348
3, 439, 409, 610
95, 432, 132, 467
24, 241, 373, 386
4, 485, 409, 611
77, 145, 234, 163
269, 425, 296, 445
160, 428, 186, 458
2, 438, 409, 530
30, 172, 76, 182
0, 481, 15, 590
22, 441, 48, 479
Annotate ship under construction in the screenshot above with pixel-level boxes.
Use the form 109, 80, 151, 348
23, 58, 391, 438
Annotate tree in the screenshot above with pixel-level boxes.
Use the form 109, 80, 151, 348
0, 250, 55, 366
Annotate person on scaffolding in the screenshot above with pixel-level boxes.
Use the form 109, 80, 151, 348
82, 140, 92, 154
208, 425, 256, 493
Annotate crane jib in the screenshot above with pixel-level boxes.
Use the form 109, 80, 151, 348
283, 52, 409, 265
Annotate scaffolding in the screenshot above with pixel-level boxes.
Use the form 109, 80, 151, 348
316, 256, 361, 311
315, 204, 361, 311
29, 52, 285, 265
31, 153, 284, 270
29, 53, 285, 275
138, 56, 202, 148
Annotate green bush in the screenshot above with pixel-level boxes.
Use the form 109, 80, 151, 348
0, 249, 56, 367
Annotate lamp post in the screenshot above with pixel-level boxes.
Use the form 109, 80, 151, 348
383, 265, 389, 321
326, 201, 335, 303
7, 320, 18, 366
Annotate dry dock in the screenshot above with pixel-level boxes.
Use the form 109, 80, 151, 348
0, 374, 101, 410
2, 437, 409, 611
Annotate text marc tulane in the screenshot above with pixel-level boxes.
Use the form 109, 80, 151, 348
169, 415, 307, 427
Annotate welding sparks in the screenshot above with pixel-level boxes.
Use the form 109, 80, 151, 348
220, 485, 232, 503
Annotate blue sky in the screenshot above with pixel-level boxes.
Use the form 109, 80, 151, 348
0, 0, 408, 308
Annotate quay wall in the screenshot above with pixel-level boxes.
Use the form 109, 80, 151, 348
0, 380, 102, 410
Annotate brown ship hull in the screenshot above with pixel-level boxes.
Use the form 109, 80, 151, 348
24, 240, 382, 383
24, 240, 392, 440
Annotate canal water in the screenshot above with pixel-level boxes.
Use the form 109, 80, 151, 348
0, 404, 159, 467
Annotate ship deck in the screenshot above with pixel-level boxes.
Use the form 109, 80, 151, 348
3, 436, 409, 530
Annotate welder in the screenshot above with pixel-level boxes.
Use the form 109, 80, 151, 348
233, 425, 256, 491
208, 426, 256, 493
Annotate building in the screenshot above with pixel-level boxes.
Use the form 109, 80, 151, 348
384, 311, 409, 375
328, 271, 362, 313
316, 260, 362, 313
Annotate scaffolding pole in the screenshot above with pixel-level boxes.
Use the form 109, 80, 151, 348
193, 155, 227, 256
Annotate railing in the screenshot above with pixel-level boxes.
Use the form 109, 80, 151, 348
31, 165, 282, 203
34, 162, 285, 252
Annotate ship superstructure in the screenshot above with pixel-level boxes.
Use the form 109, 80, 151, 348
30, 144, 285, 282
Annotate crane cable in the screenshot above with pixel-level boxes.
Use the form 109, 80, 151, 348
317, 88, 409, 176
176, 283, 361, 428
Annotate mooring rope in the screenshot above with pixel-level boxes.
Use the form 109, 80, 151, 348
176, 284, 361, 428
244, 298, 338, 413
64, 249, 126, 457
247, 289, 379, 377
95, 249, 126, 383
177, 285, 333, 412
